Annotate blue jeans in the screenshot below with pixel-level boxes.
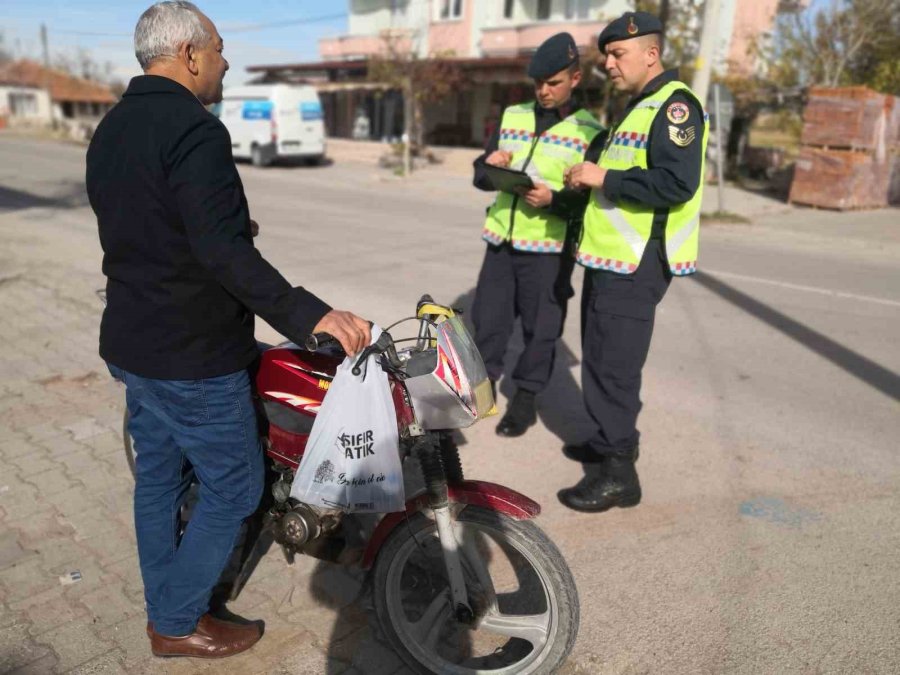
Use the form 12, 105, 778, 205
108, 364, 264, 636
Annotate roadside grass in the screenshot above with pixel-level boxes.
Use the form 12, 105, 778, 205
701, 210, 752, 225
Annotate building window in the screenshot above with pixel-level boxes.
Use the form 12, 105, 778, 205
564, 0, 589, 19
8, 92, 38, 117
536, 0, 551, 20
504, 0, 515, 19
390, 0, 406, 17
438, 0, 463, 20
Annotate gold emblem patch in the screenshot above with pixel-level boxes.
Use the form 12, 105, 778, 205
666, 102, 690, 124
568, 44, 576, 59
668, 125, 696, 147
627, 17, 639, 35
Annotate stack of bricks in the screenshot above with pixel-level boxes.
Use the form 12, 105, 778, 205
789, 86, 900, 210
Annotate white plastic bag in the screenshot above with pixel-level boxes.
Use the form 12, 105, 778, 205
290, 326, 405, 513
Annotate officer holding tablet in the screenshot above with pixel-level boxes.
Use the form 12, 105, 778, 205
471, 32, 605, 437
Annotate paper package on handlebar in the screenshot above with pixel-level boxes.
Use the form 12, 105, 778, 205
290, 326, 404, 513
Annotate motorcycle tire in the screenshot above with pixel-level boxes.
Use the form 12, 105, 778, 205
372, 505, 579, 675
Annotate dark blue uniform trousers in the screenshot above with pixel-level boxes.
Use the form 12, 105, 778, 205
580, 239, 672, 458
472, 242, 574, 394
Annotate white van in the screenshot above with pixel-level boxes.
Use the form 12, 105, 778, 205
218, 84, 326, 167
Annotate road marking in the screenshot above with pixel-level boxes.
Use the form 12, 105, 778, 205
702, 269, 900, 309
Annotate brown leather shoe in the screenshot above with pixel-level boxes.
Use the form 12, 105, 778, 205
149, 613, 261, 658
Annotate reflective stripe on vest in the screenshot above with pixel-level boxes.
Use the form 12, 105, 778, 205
483, 102, 603, 253
577, 81, 708, 275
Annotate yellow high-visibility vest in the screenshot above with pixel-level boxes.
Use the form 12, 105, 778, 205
483, 102, 603, 253
577, 80, 708, 275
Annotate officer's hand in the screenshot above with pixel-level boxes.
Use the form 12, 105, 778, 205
564, 162, 607, 190
250, 219, 260, 237
485, 150, 512, 168
516, 183, 552, 208
312, 310, 371, 356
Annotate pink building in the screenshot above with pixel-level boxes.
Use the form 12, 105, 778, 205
719, 0, 811, 75
247, 0, 810, 144
250, 0, 628, 145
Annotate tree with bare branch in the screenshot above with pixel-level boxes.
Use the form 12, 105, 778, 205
367, 31, 465, 176
765, 0, 899, 92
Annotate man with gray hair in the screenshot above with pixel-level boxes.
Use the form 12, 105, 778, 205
87, 2, 371, 659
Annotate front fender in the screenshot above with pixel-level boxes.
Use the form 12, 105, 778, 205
361, 480, 540, 569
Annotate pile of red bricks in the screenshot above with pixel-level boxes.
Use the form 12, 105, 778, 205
789, 86, 900, 210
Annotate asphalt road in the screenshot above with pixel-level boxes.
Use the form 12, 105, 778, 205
1, 133, 898, 673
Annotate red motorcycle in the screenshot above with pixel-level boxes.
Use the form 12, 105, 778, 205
123, 297, 579, 674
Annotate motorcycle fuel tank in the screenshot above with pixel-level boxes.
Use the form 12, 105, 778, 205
256, 345, 340, 468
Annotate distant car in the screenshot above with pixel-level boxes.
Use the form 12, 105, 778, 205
218, 84, 326, 167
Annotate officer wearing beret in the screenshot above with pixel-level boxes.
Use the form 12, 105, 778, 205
559, 12, 708, 511
471, 32, 605, 437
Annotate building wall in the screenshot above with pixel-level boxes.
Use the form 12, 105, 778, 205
719, 0, 810, 75
498, 0, 624, 23
341, 0, 433, 57
323, 0, 629, 60
728, 0, 781, 73
0, 86, 52, 122
429, 0, 475, 55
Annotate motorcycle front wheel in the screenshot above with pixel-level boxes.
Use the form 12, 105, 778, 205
372, 505, 579, 675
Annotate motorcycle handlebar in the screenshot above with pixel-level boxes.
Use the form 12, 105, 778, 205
305, 332, 339, 352
306, 323, 404, 376
352, 331, 402, 376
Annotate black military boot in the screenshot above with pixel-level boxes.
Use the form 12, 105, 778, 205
557, 452, 641, 512
495, 389, 537, 437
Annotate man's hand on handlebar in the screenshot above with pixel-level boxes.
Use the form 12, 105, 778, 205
312, 310, 371, 356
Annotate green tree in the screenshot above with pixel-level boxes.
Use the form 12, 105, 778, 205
765, 0, 899, 94
845, 1, 900, 93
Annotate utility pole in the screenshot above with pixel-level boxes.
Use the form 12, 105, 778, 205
713, 82, 726, 212
691, 0, 721, 107
40, 24, 49, 67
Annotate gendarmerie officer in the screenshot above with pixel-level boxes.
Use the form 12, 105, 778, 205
471, 32, 605, 437
558, 12, 708, 511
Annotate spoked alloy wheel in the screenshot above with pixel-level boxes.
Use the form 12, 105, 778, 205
372, 506, 579, 675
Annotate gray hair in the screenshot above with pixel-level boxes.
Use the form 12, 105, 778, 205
134, 1, 212, 69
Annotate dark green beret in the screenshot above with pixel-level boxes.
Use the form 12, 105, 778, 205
597, 12, 663, 52
527, 32, 579, 79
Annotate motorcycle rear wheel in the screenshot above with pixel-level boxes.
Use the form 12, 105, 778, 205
372, 505, 579, 675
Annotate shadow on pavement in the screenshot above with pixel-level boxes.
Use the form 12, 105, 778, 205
693, 271, 900, 402
236, 157, 335, 169
449, 285, 594, 448
0, 183, 90, 212
312, 463, 426, 673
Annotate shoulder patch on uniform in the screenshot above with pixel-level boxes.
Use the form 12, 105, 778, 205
668, 124, 696, 147
666, 101, 690, 125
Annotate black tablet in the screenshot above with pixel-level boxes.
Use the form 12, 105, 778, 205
484, 164, 535, 193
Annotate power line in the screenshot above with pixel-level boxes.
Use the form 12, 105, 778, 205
52, 11, 348, 38
53, 30, 131, 37
226, 12, 347, 33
